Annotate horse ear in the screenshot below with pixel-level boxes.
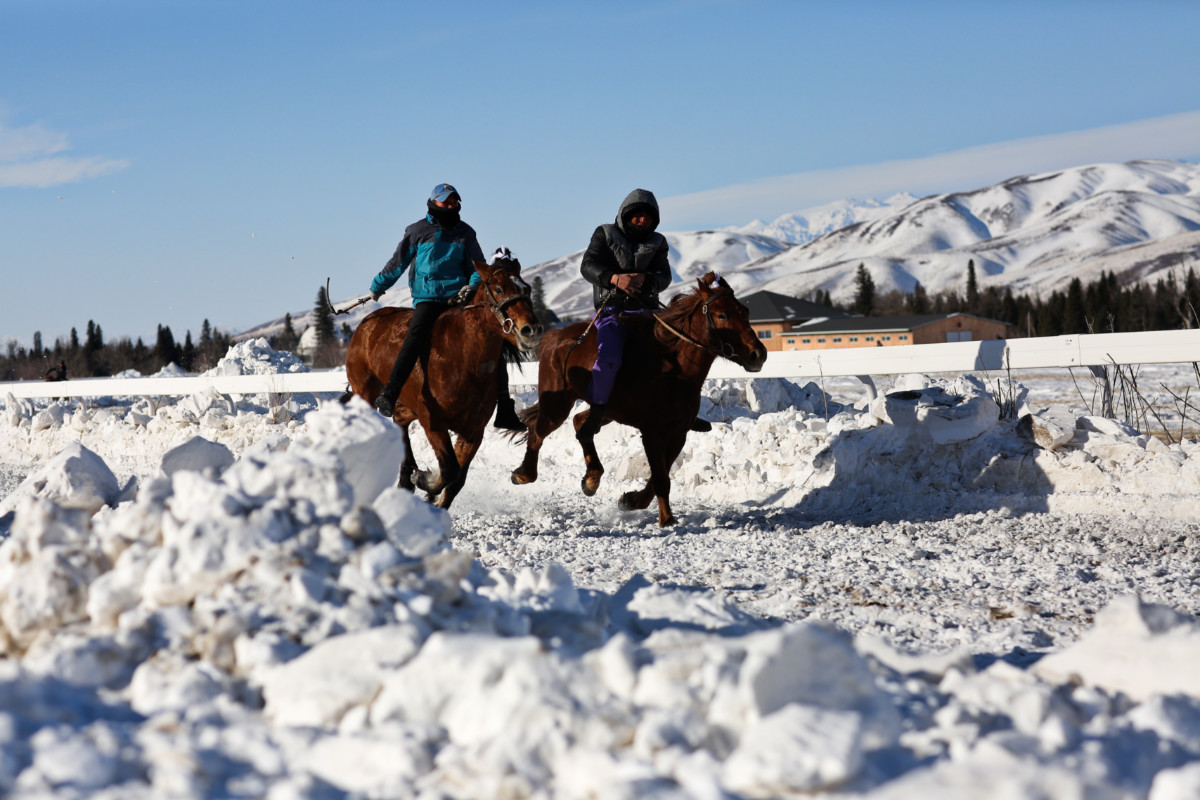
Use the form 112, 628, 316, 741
696, 270, 718, 294
473, 259, 493, 278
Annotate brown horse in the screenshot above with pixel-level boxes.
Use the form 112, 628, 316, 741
510, 272, 767, 527
344, 256, 542, 508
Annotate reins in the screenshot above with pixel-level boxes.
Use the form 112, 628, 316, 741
653, 287, 739, 359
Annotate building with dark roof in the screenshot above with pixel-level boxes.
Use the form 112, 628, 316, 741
742, 290, 852, 351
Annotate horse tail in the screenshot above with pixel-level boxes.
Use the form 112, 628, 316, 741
501, 402, 539, 444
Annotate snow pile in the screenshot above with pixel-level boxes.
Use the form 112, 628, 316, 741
3, 352, 1200, 795
2, 406, 1200, 798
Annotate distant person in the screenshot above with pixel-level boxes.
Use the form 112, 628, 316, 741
44, 360, 68, 382
368, 183, 523, 430
576, 188, 711, 438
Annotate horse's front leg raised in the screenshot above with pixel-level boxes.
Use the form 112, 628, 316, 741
413, 428, 460, 501
511, 393, 574, 487
573, 409, 606, 496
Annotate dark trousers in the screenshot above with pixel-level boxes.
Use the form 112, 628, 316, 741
382, 300, 512, 400
586, 307, 649, 405
383, 301, 448, 398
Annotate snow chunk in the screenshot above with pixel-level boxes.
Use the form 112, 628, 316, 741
0, 442, 122, 517
1033, 595, 1200, 701
291, 397, 405, 507
160, 435, 235, 478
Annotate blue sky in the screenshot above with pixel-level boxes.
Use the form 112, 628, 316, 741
3, 0, 1200, 351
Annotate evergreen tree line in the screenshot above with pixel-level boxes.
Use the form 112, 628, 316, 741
845, 261, 1200, 337
0, 319, 232, 382
9, 265, 1194, 383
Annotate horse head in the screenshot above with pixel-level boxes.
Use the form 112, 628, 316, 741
692, 271, 767, 372
471, 257, 543, 352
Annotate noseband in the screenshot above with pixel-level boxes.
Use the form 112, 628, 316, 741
653, 287, 741, 359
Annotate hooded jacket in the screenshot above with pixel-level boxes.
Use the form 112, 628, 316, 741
580, 188, 672, 311
371, 211, 485, 304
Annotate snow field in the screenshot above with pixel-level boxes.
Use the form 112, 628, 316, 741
1, 339, 1200, 797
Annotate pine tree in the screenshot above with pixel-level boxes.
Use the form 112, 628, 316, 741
312, 286, 340, 367
314, 287, 336, 348
852, 264, 875, 315
907, 281, 929, 314
966, 260, 979, 313
154, 324, 179, 369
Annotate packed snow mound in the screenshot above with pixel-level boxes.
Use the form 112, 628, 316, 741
2, 404, 1200, 795
5, 347, 1200, 795
203, 336, 309, 377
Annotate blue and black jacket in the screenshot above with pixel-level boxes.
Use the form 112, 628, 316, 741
371, 214, 486, 304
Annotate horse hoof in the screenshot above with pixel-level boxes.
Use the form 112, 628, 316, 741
619, 491, 653, 511
658, 514, 678, 527
511, 468, 535, 485
581, 474, 602, 497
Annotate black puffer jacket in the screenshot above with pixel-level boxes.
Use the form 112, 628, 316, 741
580, 188, 673, 311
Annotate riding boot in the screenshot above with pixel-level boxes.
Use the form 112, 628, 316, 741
690, 416, 713, 433
374, 392, 397, 417
576, 403, 607, 440
493, 394, 524, 431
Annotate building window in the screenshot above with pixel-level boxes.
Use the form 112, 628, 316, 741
865, 336, 874, 342
786, 339, 795, 345
757, 330, 772, 339
832, 337, 842, 343
801, 338, 811, 344
899, 334, 908, 341
946, 331, 972, 342
849, 336, 858, 343
817, 338, 826, 343
882, 335, 891, 341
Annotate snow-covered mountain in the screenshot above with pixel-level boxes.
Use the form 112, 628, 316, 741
728, 193, 919, 243
239, 159, 1200, 340
742, 159, 1200, 304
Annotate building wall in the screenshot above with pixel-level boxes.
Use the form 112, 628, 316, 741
752, 323, 791, 352
911, 316, 1010, 345
759, 315, 1016, 351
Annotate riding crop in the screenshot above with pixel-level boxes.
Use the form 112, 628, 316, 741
324, 277, 374, 316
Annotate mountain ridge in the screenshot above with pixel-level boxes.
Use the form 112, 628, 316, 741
238, 159, 1200, 341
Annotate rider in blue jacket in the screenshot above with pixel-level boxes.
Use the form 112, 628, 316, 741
369, 183, 523, 430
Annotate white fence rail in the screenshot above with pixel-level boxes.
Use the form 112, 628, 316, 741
3, 330, 1198, 400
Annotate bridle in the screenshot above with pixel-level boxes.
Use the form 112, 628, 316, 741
461, 269, 531, 334
652, 286, 741, 359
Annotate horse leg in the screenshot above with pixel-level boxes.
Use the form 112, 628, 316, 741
397, 424, 418, 492
621, 431, 686, 527
412, 428, 460, 500
511, 392, 574, 485
435, 436, 482, 509
574, 409, 606, 497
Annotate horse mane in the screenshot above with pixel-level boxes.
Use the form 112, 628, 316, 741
654, 270, 721, 337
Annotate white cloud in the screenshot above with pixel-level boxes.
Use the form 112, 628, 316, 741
0, 120, 129, 188
664, 110, 1200, 228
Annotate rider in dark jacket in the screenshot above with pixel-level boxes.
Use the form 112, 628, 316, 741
369, 183, 523, 430
575, 189, 673, 439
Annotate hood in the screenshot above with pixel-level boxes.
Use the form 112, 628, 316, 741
615, 188, 661, 238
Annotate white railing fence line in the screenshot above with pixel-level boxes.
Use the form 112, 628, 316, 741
3, 329, 1198, 401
